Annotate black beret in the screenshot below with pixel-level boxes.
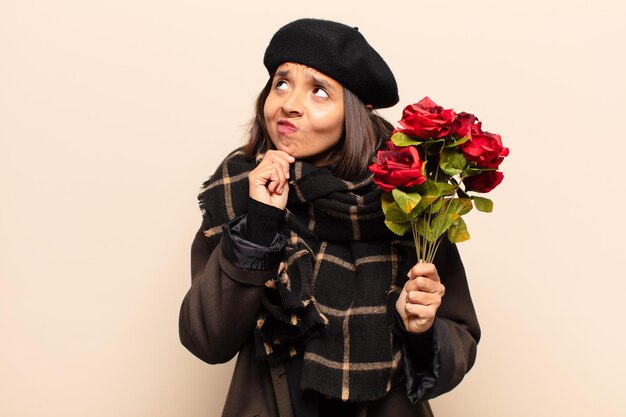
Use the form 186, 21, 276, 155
263, 18, 399, 109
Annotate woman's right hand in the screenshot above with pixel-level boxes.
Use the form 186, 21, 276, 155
248, 150, 295, 210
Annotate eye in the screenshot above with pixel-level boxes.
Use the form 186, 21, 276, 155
275, 80, 288, 90
313, 87, 329, 98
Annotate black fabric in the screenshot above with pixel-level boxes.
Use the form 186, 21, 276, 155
220, 215, 286, 271
286, 354, 359, 417
402, 321, 448, 403
263, 18, 399, 109
247, 198, 286, 246
393, 310, 435, 373
285, 354, 319, 417
319, 398, 357, 417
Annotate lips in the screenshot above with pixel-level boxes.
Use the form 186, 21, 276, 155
277, 120, 297, 135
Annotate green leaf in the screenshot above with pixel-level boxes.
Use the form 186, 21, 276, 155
411, 198, 473, 243
392, 188, 421, 214
436, 182, 456, 196
433, 212, 461, 240
473, 196, 494, 213
384, 203, 411, 224
417, 179, 455, 198
464, 167, 485, 177
445, 135, 471, 148
382, 192, 411, 236
385, 220, 411, 236
447, 217, 470, 243
415, 218, 436, 241
439, 150, 467, 176
417, 213, 457, 242
409, 180, 455, 220
426, 197, 444, 214
391, 132, 421, 147
381, 192, 394, 214
445, 198, 473, 216
409, 195, 438, 220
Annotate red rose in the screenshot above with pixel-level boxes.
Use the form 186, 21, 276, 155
397, 97, 457, 139
461, 122, 509, 168
464, 170, 504, 193
369, 142, 426, 192
450, 112, 478, 140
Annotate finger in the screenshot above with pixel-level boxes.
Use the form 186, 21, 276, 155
407, 315, 431, 332
269, 158, 291, 180
266, 165, 287, 194
395, 289, 408, 320
250, 165, 278, 186
407, 290, 441, 306
405, 277, 445, 295
407, 263, 439, 282
405, 303, 437, 321
250, 166, 282, 195
261, 151, 295, 177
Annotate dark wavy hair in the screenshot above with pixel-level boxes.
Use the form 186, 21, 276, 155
243, 77, 394, 181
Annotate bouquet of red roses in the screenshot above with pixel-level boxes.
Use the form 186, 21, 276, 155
369, 97, 509, 263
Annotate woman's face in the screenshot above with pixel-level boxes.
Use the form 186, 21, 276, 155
264, 62, 344, 166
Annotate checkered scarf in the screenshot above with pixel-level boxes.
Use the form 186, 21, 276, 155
199, 148, 416, 402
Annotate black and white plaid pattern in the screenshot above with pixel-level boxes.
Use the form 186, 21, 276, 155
199, 148, 416, 402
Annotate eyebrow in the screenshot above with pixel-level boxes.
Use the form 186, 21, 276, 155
309, 74, 335, 91
274, 69, 336, 91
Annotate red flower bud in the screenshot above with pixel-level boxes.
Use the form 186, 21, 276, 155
396, 97, 457, 139
461, 122, 509, 168
464, 170, 504, 193
369, 142, 426, 192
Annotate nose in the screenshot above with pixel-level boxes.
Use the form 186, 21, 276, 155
281, 90, 303, 116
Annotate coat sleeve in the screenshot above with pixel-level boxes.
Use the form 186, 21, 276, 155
178, 216, 286, 364
396, 237, 481, 403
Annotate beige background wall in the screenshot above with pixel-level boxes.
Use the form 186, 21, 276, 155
1, 0, 625, 416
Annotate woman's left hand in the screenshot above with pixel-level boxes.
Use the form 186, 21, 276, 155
396, 263, 445, 334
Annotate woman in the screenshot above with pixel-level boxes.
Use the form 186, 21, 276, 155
179, 18, 480, 417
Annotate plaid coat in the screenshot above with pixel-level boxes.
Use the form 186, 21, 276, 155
179, 151, 481, 416
180, 223, 480, 416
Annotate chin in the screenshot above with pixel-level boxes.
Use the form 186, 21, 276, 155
272, 142, 297, 157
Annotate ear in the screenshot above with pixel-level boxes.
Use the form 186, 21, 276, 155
365, 104, 374, 112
